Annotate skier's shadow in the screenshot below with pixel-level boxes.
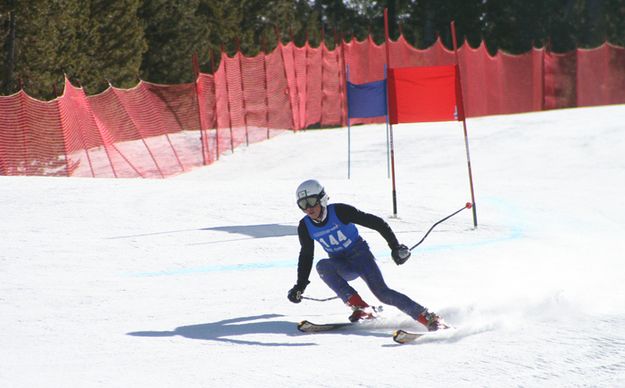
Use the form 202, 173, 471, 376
127, 313, 388, 346
107, 223, 297, 242
128, 314, 305, 347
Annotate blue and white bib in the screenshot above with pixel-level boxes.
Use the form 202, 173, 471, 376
304, 204, 360, 254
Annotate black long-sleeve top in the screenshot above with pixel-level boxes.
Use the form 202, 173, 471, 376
295, 203, 399, 287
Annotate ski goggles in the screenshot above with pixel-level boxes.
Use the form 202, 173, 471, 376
297, 195, 320, 210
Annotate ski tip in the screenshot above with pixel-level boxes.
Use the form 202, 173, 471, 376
392, 329, 428, 344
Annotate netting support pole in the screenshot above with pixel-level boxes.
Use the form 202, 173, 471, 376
274, 26, 297, 131
18, 91, 30, 175
111, 144, 144, 178
221, 46, 235, 152
236, 38, 250, 146
57, 98, 94, 177
210, 51, 219, 160
262, 44, 270, 139
193, 53, 208, 166
55, 101, 72, 176
111, 86, 164, 178
76, 77, 118, 178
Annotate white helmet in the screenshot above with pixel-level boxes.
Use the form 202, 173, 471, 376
295, 179, 329, 209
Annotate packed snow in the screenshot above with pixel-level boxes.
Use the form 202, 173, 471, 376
1, 105, 624, 387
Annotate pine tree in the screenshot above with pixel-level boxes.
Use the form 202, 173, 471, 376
605, 0, 625, 46
482, 1, 546, 54
49, 0, 89, 96
2, 0, 61, 98
79, 0, 146, 93
195, 0, 242, 68
1, 2, 17, 94
139, 0, 212, 83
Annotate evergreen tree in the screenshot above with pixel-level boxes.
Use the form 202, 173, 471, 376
50, 0, 90, 96
229, 0, 311, 53
482, 1, 547, 54
577, 0, 607, 47
416, 0, 484, 50
480, 0, 608, 54
1, 2, 17, 94
79, 0, 146, 93
195, 0, 242, 68
139, 0, 211, 83
605, 0, 625, 46
312, 0, 365, 41
542, 0, 581, 52
1, 0, 61, 98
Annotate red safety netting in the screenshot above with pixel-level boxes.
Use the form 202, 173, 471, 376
319, 42, 344, 126
457, 42, 544, 117
577, 43, 625, 107
1, 36, 624, 177
0, 91, 67, 176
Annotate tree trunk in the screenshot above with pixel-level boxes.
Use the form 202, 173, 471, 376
1, 10, 16, 93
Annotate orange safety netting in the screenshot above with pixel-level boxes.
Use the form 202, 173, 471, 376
1, 37, 624, 177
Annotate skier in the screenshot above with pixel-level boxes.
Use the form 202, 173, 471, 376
287, 179, 448, 331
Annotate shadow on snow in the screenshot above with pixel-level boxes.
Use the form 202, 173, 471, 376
127, 313, 391, 346
108, 223, 297, 242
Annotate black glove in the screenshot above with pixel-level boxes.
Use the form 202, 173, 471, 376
287, 282, 308, 303
391, 244, 411, 265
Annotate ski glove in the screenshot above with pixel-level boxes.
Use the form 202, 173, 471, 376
287, 281, 309, 303
391, 244, 411, 265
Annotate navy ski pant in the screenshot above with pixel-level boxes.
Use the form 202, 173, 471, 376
315, 238, 426, 319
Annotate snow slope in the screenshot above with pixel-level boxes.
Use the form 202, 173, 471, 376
1, 105, 624, 387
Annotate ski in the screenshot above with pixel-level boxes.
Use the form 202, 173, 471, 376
297, 320, 353, 333
298, 306, 384, 333
393, 329, 427, 344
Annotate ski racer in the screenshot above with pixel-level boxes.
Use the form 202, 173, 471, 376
287, 179, 448, 331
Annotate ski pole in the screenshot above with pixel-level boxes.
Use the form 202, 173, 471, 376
302, 295, 339, 302
409, 202, 473, 251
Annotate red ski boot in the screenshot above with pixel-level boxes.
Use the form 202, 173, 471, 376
347, 294, 376, 322
416, 310, 449, 331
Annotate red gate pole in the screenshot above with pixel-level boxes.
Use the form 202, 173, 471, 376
384, 8, 398, 217
450, 21, 478, 228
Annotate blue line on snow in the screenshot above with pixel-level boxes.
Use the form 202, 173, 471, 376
127, 260, 295, 277
126, 197, 524, 277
